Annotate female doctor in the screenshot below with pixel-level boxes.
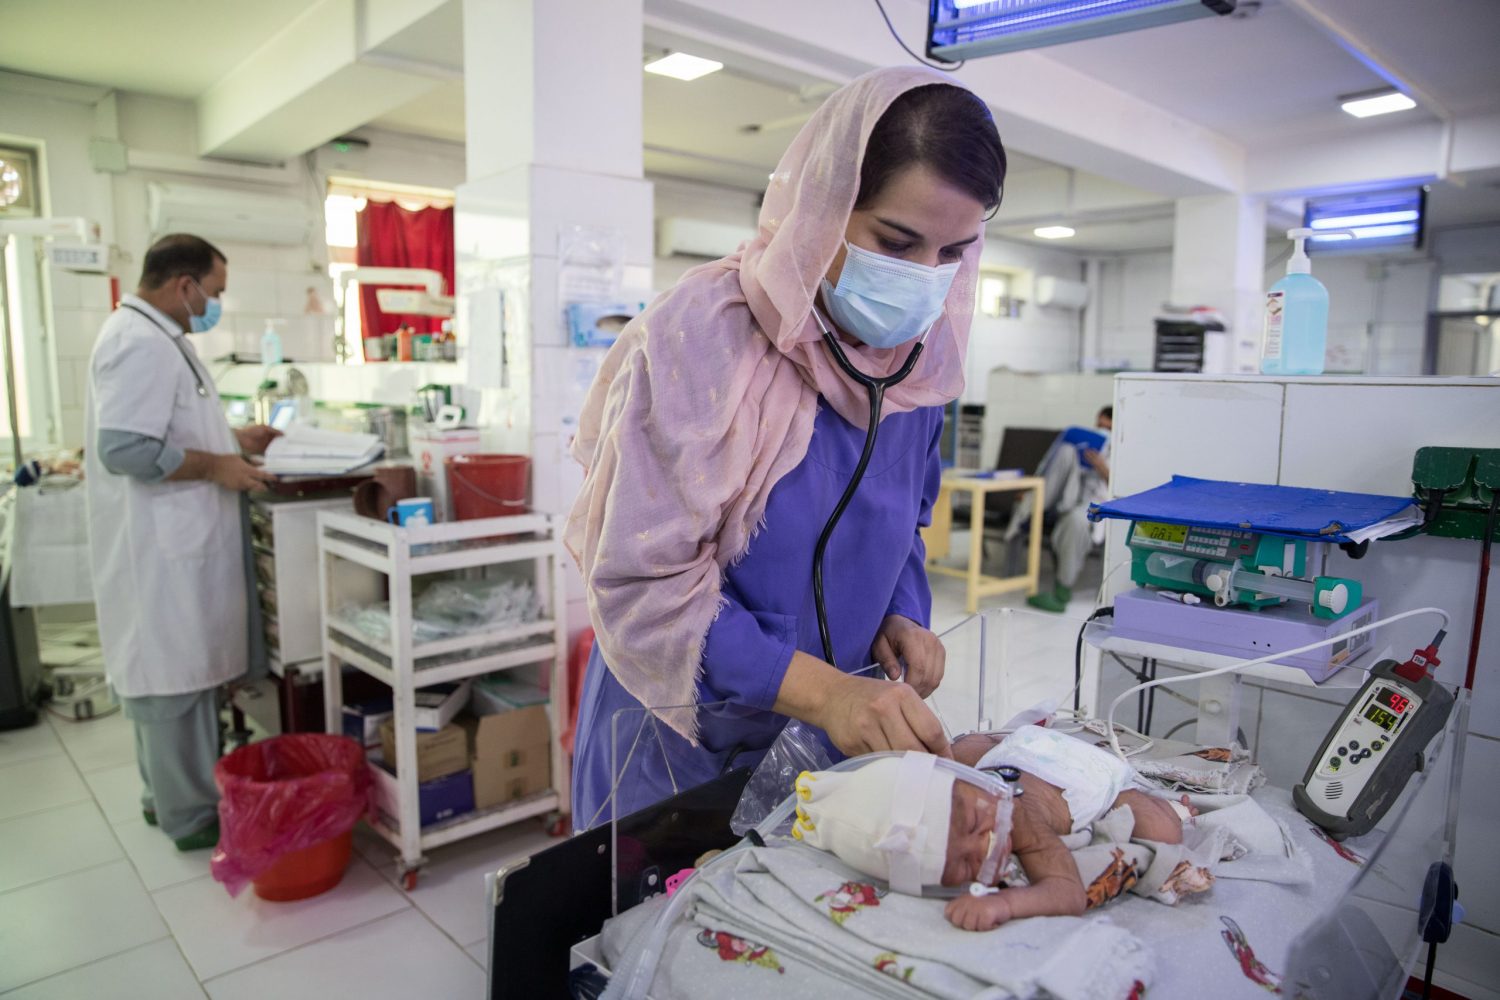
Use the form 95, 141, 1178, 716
566, 67, 1006, 826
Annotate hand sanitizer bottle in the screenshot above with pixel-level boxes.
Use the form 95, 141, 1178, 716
1261, 228, 1330, 375
260, 320, 284, 377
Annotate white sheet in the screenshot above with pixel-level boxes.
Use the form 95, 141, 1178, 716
596, 787, 1373, 1000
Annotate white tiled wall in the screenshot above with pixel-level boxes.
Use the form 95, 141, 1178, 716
47, 266, 114, 445
1105, 373, 1500, 990
44, 242, 335, 447
210, 240, 336, 365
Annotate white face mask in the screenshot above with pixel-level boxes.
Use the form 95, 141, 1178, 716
820, 242, 960, 349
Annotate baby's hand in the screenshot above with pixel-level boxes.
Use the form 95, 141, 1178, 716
945, 892, 1012, 932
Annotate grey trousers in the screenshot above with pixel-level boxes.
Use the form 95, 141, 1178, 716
121, 688, 221, 840
1006, 441, 1097, 589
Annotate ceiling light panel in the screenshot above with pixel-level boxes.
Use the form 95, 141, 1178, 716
1340, 90, 1417, 118
644, 53, 724, 81
1034, 225, 1076, 239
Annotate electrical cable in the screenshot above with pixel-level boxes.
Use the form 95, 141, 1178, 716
1108, 652, 1198, 710
1102, 606, 1453, 762
870, 0, 965, 71
1136, 658, 1147, 733
1163, 718, 1194, 741
1072, 606, 1113, 713
1146, 657, 1158, 733
1463, 489, 1497, 692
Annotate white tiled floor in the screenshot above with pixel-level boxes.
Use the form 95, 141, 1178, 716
1, 548, 1092, 999
0, 629, 557, 999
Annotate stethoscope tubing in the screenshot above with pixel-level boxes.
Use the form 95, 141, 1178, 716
811, 323, 925, 667
121, 304, 211, 398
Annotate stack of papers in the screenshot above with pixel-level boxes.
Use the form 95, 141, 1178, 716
262, 427, 384, 475
1343, 507, 1424, 544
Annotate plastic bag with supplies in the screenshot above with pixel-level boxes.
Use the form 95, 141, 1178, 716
728, 720, 834, 836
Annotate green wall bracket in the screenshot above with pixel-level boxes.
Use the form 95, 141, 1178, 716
1411, 447, 1500, 540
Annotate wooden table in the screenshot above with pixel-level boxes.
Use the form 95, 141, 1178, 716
922, 472, 1046, 614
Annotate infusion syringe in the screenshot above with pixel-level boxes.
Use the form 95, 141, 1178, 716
1141, 549, 1361, 618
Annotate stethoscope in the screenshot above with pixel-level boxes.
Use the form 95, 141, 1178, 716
122, 304, 210, 398
808, 305, 929, 668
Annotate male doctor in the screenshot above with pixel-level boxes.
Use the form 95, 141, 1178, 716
85, 234, 278, 850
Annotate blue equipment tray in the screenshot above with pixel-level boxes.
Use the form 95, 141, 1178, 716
1088, 475, 1416, 544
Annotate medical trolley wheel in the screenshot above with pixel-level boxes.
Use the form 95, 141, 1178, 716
546, 812, 571, 838
400, 866, 421, 891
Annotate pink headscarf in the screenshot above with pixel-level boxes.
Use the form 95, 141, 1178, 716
566, 66, 984, 742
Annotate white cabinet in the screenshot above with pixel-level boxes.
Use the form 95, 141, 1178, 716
1102, 373, 1500, 997
248, 495, 354, 670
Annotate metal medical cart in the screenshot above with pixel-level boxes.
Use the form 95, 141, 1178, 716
316, 510, 570, 889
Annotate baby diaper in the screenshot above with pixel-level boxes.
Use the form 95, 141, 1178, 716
978, 725, 1135, 833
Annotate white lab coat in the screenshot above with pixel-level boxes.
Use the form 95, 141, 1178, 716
84, 295, 247, 698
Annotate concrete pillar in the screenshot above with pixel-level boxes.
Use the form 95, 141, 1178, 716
455, 0, 654, 638
1170, 194, 1267, 373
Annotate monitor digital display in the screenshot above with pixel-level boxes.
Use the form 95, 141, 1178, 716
1364, 704, 1399, 732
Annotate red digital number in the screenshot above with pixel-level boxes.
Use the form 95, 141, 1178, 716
1388, 693, 1409, 713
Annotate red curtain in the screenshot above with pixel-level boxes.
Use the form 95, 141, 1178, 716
354, 201, 455, 340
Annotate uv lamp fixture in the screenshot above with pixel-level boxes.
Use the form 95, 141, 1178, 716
1305, 187, 1426, 255
929, 0, 1237, 60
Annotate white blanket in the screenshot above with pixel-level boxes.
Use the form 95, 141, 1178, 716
602, 844, 1151, 1000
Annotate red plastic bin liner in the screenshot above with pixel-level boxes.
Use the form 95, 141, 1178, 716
211, 734, 370, 897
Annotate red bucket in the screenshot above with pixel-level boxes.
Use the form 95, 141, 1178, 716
251, 830, 353, 902
447, 454, 530, 520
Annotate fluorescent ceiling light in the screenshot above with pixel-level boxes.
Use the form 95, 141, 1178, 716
1340, 90, 1416, 118
930, 0, 1236, 59
1310, 210, 1418, 229
1034, 225, 1076, 239
1310, 223, 1418, 242
643, 53, 723, 81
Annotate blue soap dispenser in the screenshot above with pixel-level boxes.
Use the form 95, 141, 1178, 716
1261, 228, 1331, 375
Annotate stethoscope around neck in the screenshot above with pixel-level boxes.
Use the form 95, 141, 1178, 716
808, 305, 930, 668
121, 303, 210, 398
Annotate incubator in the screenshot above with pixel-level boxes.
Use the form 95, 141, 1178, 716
486, 608, 1467, 1000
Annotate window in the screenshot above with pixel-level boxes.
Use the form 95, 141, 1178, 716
0, 146, 37, 213
976, 267, 1026, 319
323, 178, 454, 363
1, 144, 47, 446
324, 194, 365, 364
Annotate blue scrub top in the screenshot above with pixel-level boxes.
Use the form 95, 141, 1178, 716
571, 399, 943, 828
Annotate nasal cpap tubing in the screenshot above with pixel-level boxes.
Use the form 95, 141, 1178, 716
1101, 606, 1453, 762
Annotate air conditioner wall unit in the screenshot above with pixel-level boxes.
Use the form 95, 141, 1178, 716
147, 182, 311, 246
1035, 275, 1090, 310
656, 217, 756, 259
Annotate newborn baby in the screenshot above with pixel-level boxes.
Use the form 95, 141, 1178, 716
944, 725, 1193, 931
791, 734, 1192, 934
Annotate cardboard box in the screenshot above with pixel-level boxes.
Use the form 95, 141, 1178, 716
378, 718, 468, 784
411, 425, 481, 521
342, 698, 393, 748
413, 680, 471, 732
470, 675, 549, 716
463, 705, 551, 810
370, 762, 475, 828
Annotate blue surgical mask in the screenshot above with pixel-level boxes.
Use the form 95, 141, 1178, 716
184, 280, 222, 333
819, 241, 960, 349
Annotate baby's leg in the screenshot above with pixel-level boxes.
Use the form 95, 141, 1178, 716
1114, 790, 1191, 844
